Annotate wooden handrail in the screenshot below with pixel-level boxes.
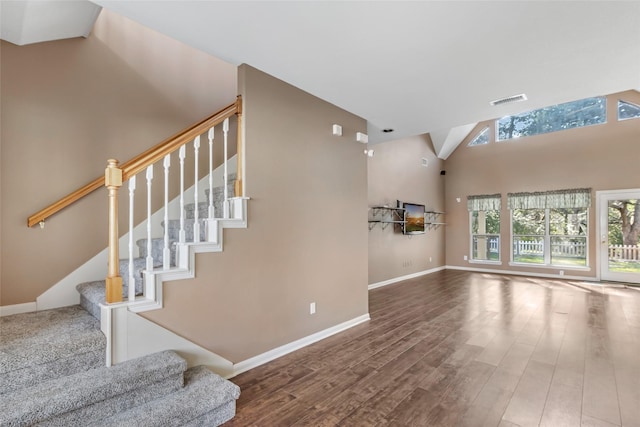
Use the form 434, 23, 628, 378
27, 177, 104, 227
27, 97, 242, 228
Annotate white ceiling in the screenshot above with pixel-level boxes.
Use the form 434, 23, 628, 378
0, 0, 101, 46
3, 1, 640, 158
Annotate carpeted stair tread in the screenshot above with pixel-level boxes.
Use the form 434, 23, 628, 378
137, 237, 178, 267
77, 280, 138, 321
0, 350, 187, 427
0, 305, 105, 395
182, 400, 236, 427
163, 219, 208, 242
95, 366, 240, 427
77, 280, 109, 320
184, 202, 211, 221
119, 257, 150, 294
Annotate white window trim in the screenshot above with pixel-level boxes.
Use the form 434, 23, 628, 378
510, 208, 590, 269
469, 211, 501, 264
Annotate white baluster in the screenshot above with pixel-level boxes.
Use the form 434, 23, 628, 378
145, 165, 154, 272
223, 118, 229, 219
193, 136, 200, 243
179, 145, 186, 244
208, 127, 214, 219
163, 154, 171, 270
128, 175, 136, 302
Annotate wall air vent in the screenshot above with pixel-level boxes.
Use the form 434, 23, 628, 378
490, 93, 528, 106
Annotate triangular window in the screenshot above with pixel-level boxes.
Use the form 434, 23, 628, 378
618, 100, 640, 121
468, 127, 490, 147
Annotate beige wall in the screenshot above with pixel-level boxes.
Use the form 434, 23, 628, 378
141, 65, 370, 363
0, 11, 236, 305
444, 91, 640, 278
368, 134, 445, 284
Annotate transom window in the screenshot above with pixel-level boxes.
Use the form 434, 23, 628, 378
497, 96, 606, 141
468, 127, 489, 146
618, 100, 640, 121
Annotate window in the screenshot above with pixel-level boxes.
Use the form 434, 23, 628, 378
512, 209, 545, 264
497, 96, 606, 141
509, 189, 590, 268
468, 194, 501, 263
468, 127, 490, 146
618, 100, 640, 121
550, 208, 588, 267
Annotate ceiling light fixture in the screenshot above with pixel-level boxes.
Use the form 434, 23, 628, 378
490, 93, 528, 106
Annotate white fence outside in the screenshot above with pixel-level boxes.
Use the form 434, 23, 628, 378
609, 245, 640, 261
482, 239, 638, 262
512, 238, 587, 259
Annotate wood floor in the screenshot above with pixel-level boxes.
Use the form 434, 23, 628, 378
224, 270, 640, 427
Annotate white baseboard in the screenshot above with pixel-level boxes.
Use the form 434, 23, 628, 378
368, 266, 446, 290
0, 302, 37, 317
231, 313, 370, 378
445, 265, 596, 281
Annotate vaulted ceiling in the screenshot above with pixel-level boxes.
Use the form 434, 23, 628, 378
3, 1, 639, 158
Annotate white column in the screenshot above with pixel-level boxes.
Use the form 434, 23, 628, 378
163, 154, 171, 269
145, 165, 154, 272
223, 118, 229, 219
127, 175, 136, 301
208, 127, 215, 219
193, 136, 200, 243
179, 145, 186, 244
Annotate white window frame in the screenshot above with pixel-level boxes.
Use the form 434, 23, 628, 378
469, 210, 501, 265
510, 208, 590, 270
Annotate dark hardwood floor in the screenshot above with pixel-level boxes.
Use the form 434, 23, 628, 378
224, 270, 640, 427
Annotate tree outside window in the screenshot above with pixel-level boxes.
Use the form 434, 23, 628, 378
471, 210, 500, 261
497, 97, 606, 141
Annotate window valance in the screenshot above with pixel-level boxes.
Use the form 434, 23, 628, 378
507, 188, 591, 210
467, 194, 501, 212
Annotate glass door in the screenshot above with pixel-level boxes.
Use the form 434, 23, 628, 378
599, 190, 640, 284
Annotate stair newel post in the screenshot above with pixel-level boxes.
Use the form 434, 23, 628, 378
235, 95, 244, 198
105, 159, 123, 304
127, 175, 137, 302
179, 145, 186, 244
208, 127, 214, 219
193, 136, 201, 243
145, 165, 154, 272
163, 155, 171, 270
223, 117, 229, 219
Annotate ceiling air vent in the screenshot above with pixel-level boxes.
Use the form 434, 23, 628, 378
490, 93, 528, 107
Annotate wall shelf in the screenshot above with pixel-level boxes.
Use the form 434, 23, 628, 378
369, 206, 446, 231
425, 211, 446, 230
368, 206, 405, 230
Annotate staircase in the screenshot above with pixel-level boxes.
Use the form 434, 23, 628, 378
1, 175, 243, 426
8, 99, 247, 425
0, 306, 240, 426
76, 179, 236, 319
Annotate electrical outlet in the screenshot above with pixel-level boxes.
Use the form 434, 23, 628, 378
464, 255, 468, 261
310, 302, 316, 314
429, 257, 433, 262
559, 270, 564, 276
